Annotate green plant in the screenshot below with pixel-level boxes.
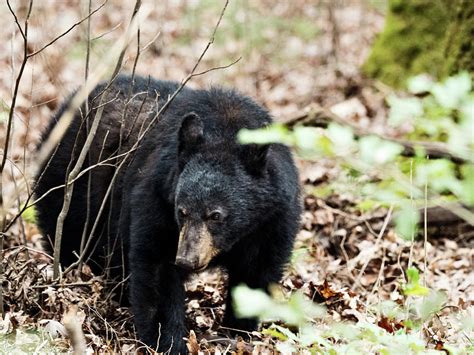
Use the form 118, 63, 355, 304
232, 267, 471, 354
238, 72, 474, 239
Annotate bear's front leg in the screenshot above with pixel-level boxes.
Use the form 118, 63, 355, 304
129, 256, 187, 354
222, 255, 284, 335
221, 227, 294, 337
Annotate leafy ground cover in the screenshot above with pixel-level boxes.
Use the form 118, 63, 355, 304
0, 1, 472, 353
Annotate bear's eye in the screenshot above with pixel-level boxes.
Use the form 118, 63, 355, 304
208, 210, 223, 222
178, 208, 187, 219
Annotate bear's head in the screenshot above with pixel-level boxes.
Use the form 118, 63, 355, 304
173, 112, 270, 271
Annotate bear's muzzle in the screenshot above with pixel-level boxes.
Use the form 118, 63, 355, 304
175, 222, 218, 271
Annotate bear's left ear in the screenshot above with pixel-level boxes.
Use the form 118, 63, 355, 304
178, 112, 204, 154
241, 144, 270, 175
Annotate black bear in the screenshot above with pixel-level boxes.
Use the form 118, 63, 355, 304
35, 75, 301, 353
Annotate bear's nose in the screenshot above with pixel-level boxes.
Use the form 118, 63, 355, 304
175, 256, 195, 271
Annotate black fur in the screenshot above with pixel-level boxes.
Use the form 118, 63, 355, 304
35, 75, 302, 353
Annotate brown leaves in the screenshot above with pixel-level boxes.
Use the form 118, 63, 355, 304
1, 0, 471, 352
318, 280, 338, 300
377, 317, 403, 334
186, 330, 200, 355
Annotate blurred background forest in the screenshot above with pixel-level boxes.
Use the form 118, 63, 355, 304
0, 0, 472, 353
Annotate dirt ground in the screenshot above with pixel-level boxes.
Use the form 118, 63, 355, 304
0, 0, 472, 353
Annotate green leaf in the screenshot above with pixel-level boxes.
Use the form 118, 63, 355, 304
261, 327, 289, 341
402, 267, 429, 297
359, 136, 404, 165
271, 324, 298, 342
460, 96, 474, 126
21, 205, 37, 224
395, 203, 419, 241
287, 292, 325, 321
407, 74, 433, 94
461, 164, 474, 206
293, 126, 321, 151
403, 319, 415, 330
361, 183, 407, 204
237, 124, 293, 145
232, 285, 325, 326
409, 286, 428, 299
356, 199, 379, 212
419, 291, 446, 320
431, 72, 472, 110
372, 300, 404, 319
406, 267, 420, 284
387, 96, 423, 126
415, 160, 463, 196
276, 341, 298, 353
232, 285, 273, 318
299, 325, 331, 348
460, 312, 474, 331
326, 123, 355, 154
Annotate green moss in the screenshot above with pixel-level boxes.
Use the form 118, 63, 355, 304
445, 0, 474, 75
363, 0, 452, 87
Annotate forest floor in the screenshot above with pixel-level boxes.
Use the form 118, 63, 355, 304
0, 1, 472, 353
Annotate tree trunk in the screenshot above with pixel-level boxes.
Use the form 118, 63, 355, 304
363, 0, 473, 87
444, 0, 474, 74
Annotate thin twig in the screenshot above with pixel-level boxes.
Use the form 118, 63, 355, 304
423, 181, 428, 285
193, 56, 242, 76
1, 0, 34, 188
3, 146, 135, 235
355, 205, 394, 288
92, 23, 122, 41
52, 0, 143, 279
1, 0, 34, 318
140, 30, 161, 52
408, 159, 415, 269
63, 0, 234, 275
79, 0, 94, 273
138, 0, 232, 141
26, 2, 106, 58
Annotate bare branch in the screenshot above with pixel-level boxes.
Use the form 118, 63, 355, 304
0, 0, 34, 317
354, 205, 394, 288
137, 0, 232, 141
63, 0, 233, 275
92, 23, 122, 41
1, 0, 34, 180
52, 0, 144, 280
79, 0, 94, 270
193, 56, 241, 77
5, 0, 32, 40
140, 30, 161, 53
189, 0, 229, 74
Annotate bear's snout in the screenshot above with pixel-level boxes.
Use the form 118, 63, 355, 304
175, 222, 218, 271
175, 255, 196, 271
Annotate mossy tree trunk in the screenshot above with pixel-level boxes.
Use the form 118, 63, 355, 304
444, 0, 474, 75
363, 0, 473, 87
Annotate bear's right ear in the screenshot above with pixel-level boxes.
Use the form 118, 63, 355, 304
178, 112, 204, 155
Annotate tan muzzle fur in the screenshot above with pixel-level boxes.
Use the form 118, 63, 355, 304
175, 222, 218, 271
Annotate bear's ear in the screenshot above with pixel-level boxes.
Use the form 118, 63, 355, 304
178, 112, 204, 154
241, 144, 270, 175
